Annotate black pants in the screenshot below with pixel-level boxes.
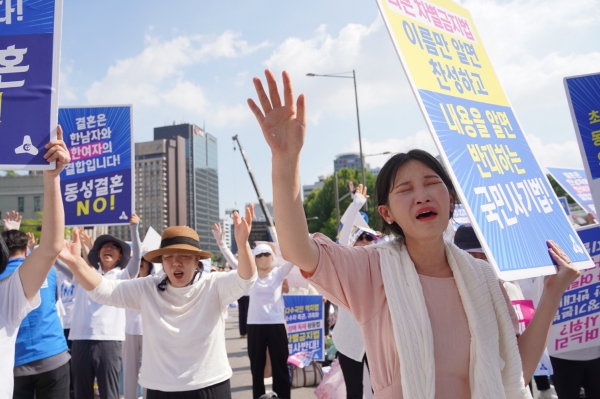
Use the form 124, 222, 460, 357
238, 296, 250, 336
550, 356, 600, 399
247, 324, 291, 399
147, 379, 230, 399
13, 361, 70, 399
338, 352, 368, 399
71, 340, 122, 399
63, 329, 75, 399
324, 300, 331, 336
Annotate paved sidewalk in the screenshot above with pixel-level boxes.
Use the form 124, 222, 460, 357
226, 308, 317, 399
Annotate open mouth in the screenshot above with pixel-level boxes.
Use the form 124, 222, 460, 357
173, 271, 184, 279
416, 209, 438, 220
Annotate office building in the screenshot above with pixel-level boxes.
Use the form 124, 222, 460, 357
154, 123, 220, 254
0, 174, 44, 224
108, 137, 188, 241
303, 176, 326, 199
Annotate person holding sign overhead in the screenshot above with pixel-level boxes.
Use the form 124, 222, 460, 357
57, 206, 257, 399
0, 127, 70, 399
247, 69, 581, 399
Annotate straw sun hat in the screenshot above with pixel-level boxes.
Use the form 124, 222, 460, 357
144, 226, 212, 264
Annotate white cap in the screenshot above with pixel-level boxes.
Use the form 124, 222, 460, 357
253, 243, 275, 257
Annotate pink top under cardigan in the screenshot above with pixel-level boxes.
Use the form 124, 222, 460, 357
305, 234, 519, 399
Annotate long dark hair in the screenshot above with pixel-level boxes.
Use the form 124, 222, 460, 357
375, 149, 457, 240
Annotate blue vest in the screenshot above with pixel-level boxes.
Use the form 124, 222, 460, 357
0, 258, 68, 366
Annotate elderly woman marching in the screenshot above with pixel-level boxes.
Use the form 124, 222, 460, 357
247, 69, 580, 399
58, 206, 258, 399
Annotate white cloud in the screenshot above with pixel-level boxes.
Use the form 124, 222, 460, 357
83, 31, 267, 128
526, 134, 583, 169
59, 66, 77, 102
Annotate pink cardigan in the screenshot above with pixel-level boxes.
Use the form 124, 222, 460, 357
305, 234, 518, 399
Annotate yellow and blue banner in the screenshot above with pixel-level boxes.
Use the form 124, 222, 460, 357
0, 0, 63, 170
59, 106, 134, 226
376, 0, 592, 279
564, 73, 600, 222
284, 295, 324, 361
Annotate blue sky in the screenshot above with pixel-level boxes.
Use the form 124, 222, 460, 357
58, 0, 600, 218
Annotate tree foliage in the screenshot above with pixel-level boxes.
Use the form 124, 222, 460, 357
303, 168, 380, 241
546, 174, 575, 204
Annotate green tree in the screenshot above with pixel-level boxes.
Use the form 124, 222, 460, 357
303, 168, 380, 241
547, 174, 576, 204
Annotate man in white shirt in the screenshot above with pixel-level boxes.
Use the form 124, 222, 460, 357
0, 128, 70, 399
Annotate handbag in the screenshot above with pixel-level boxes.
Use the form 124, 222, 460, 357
291, 361, 323, 387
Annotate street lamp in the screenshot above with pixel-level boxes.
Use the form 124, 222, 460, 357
307, 70, 366, 208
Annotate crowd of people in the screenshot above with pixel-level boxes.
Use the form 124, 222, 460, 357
0, 70, 596, 399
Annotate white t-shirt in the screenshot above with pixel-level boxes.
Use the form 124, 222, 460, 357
125, 309, 142, 336
0, 270, 41, 399
247, 262, 294, 325
69, 267, 132, 341
57, 270, 76, 329
88, 270, 256, 391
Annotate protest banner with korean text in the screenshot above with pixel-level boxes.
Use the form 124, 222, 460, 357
0, 0, 63, 170
547, 167, 596, 218
59, 106, 133, 226
565, 73, 600, 220
284, 295, 324, 361
375, 0, 592, 279
548, 224, 600, 355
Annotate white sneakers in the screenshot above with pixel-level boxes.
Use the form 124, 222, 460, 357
538, 388, 558, 399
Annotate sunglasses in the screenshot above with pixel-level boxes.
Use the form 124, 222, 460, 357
101, 242, 121, 250
357, 234, 374, 242
255, 253, 272, 258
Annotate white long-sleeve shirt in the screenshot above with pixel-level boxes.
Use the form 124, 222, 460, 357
88, 270, 256, 391
247, 262, 294, 325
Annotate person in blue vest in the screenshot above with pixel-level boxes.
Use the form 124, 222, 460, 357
0, 229, 70, 399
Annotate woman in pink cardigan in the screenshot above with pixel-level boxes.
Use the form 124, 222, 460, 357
247, 69, 580, 399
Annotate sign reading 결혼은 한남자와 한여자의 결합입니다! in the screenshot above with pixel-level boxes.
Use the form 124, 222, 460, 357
374, 0, 593, 280
0, 0, 63, 170
58, 106, 134, 226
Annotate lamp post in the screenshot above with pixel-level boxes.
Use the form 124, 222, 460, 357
307, 70, 366, 207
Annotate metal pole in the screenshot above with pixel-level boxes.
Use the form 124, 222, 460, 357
334, 172, 340, 231
352, 70, 367, 211
232, 135, 278, 242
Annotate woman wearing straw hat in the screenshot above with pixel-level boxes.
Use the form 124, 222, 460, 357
58, 206, 258, 399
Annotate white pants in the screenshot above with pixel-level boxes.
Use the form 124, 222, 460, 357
122, 333, 146, 399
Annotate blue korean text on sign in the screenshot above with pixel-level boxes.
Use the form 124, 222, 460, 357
547, 167, 596, 217
375, 0, 593, 279
59, 106, 134, 226
548, 224, 600, 355
0, 0, 63, 169
283, 295, 324, 361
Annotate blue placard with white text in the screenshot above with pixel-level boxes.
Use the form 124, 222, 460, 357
0, 0, 63, 170
558, 197, 570, 216
283, 295, 324, 361
547, 167, 596, 217
58, 106, 134, 226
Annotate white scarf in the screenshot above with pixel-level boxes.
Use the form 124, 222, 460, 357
375, 240, 532, 399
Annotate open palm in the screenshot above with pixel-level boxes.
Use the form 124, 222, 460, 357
59, 230, 83, 268
248, 70, 306, 158
233, 204, 255, 245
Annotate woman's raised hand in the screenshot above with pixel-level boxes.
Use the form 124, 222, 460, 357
211, 222, 224, 246
233, 204, 255, 245
545, 240, 580, 294
247, 70, 306, 158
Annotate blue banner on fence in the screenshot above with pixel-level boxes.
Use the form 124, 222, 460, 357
58, 106, 133, 226
283, 295, 324, 361
0, 0, 62, 169
547, 167, 596, 217
549, 224, 600, 354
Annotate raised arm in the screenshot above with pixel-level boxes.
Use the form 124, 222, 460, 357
247, 70, 319, 273
19, 127, 71, 302
338, 185, 368, 246
58, 229, 102, 291
212, 222, 238, 269
124, 214, 142, 279
233, 205, 257, 280
517, 240, 580, 384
